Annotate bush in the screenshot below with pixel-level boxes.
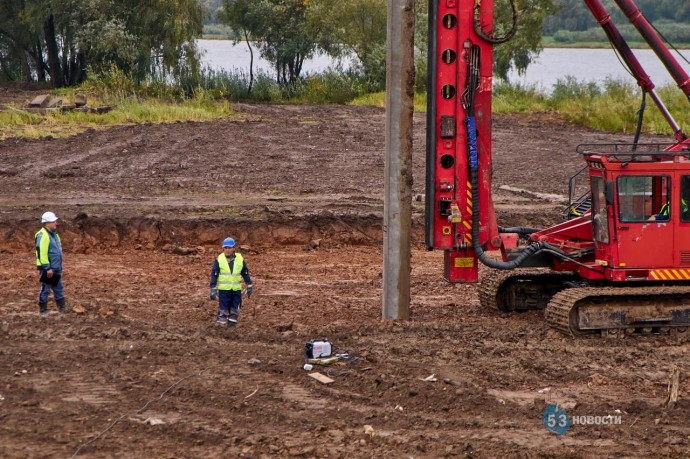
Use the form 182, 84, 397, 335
187, 66, 370, 104
82, 64, 138, 101
551, 76, 601, 102
250, 74, 283, 102
302, 69, 360, 104
601, 77, 637, 100
653, 20, 690, 43
81, 56, 374, 104
202, 24, 237, 39
493, 81, 548, 112
577, 29, 605, 42
553, 30, 575, 43
358, 43, 387, 92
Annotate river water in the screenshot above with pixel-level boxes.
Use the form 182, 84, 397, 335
199, 39, 690, 93
198, 39, 353, 76
507, 48, 690, 92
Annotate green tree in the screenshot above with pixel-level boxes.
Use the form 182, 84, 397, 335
219, 0, 258, 93
309, 0, 554, 88
307, 0, 387, 88
124, 0, 203, 82
221, 0, 316, 86
0, 0, 203, 87
0, 0, 37, 81
543, 0, 595, 34
201, 0, 224, 23
492, 0, 560, 80
544, 0, 690, 33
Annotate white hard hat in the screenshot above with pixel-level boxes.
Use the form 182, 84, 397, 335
41, 211, 58, 223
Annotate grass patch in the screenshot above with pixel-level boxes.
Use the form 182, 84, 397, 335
493, 82, 549, 113
349, 91, 385, 108
546, 77, 690, 135
349, 91, 428, 112
0, 95, 233, 140
3, 66, 688, 140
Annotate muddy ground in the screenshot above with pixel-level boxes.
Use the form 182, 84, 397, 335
1, 95, 689, 458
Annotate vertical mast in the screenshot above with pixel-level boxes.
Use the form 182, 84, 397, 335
425, 0, 496, 282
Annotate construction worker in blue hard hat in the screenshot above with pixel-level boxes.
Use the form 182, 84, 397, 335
209, 237, 253, 326
35, 211, 67, 317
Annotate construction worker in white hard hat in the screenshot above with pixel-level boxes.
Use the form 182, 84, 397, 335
35, 211, 67, 317
209, 237, 253, 326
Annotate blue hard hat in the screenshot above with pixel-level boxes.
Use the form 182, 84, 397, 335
222, 237, 236, 248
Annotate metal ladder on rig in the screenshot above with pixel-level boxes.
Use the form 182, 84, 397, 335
563, 166, 592, 220
563, 193, 592, 220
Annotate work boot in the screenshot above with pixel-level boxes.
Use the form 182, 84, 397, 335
228, 307, 239, 326
216, 311, 229, 325
38, 302, 48, 318
56, 298, 67, 313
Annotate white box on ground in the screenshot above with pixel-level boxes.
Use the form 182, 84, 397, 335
307, 340, 332, 358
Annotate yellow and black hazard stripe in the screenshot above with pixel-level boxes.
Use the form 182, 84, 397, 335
649, 269, 690, 281
461, 181, 484, 245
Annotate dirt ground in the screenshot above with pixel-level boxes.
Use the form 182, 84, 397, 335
1, 94, 689, 458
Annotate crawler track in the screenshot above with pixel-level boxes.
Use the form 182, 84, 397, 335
478, 269, 579, 312
545, 285, 690, 335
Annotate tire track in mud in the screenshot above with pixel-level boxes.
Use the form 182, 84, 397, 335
27, 371, 120, 406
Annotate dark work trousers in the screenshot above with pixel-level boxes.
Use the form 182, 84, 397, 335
38, 275, 64, 304
218, 290, 242, 323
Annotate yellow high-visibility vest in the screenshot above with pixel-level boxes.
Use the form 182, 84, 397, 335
659, 198, 688, 217
217, 253, 244, 291
35, 227, 60, 267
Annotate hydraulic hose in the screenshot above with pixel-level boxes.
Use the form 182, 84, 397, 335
474, 0, 518, 44
498, 226, 541, 234
471, 167, 570, 268
466, 117, 567, 269
470, 167, 548, 269
499, 226, 542, 241
632, 90, 646, 151
461, 33, 562, 270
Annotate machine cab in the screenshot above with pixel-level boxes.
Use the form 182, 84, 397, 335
587, 146, 690, 281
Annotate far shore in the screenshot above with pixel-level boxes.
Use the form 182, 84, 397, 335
200, 34, 690, 50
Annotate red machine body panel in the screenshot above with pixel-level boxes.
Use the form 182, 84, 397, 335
582, 153, 690, 278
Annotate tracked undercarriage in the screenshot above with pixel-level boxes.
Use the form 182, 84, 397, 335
478, 269, 580, 313
480, 270, 690, 335
544, 285, 690, 336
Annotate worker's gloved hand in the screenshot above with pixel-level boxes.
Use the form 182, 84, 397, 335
210, 288, 217, 301
247, 285, 253, 299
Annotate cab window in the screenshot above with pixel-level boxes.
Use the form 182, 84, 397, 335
617, 175, 670, 222
681, 175, 690, 222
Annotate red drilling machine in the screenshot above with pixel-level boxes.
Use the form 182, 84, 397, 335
425, 0, 690, 335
